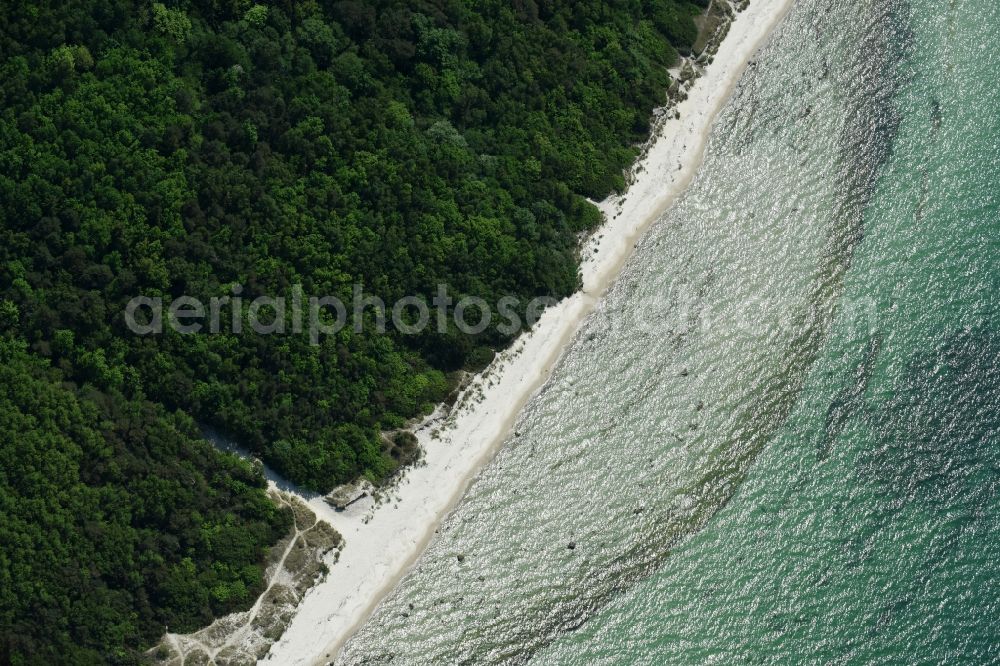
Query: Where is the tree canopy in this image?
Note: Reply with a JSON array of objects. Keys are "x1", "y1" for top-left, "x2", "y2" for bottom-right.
[
  {"x1": 1, "y1": 0, "x2": 703, "y2": 491},
  {"x1": 0, "y1": 338, "x2": 290, "y2": 663}
]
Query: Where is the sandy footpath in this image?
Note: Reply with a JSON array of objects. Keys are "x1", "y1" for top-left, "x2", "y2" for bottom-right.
[{"x1": 263, "y1": 1, "x2": 796, "y2": 663}]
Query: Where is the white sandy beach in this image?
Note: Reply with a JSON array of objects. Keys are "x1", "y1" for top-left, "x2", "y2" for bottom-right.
[{"x1": 263, "y1": 1, "x2": 796, "y2": 663}]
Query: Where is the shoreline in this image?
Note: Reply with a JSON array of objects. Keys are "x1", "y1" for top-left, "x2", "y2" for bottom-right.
[{"x1": 263, "y1": 1, "x2": 797, "y2": 663}]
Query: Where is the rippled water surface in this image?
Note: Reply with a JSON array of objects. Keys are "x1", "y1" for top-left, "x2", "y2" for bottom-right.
[{"x1": 340, "y1": 0, "x2": 1000, "y2": 662}]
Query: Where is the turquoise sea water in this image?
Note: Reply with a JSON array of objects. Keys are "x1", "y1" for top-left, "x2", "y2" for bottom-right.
[{"x1": 339, "y1": 0, "x2": 1000, "y2": 662}]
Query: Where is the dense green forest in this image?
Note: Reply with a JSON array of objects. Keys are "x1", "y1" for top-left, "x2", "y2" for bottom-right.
[
  {"x1": 0, "y1": 0, "x2": 705, "y2": 660},
  {"x1": 0, "y1": 337, "x2": 291, "y2": 663},
  {"x1": 1, "y1": 0, "x2": 704, "y2": 491}
]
